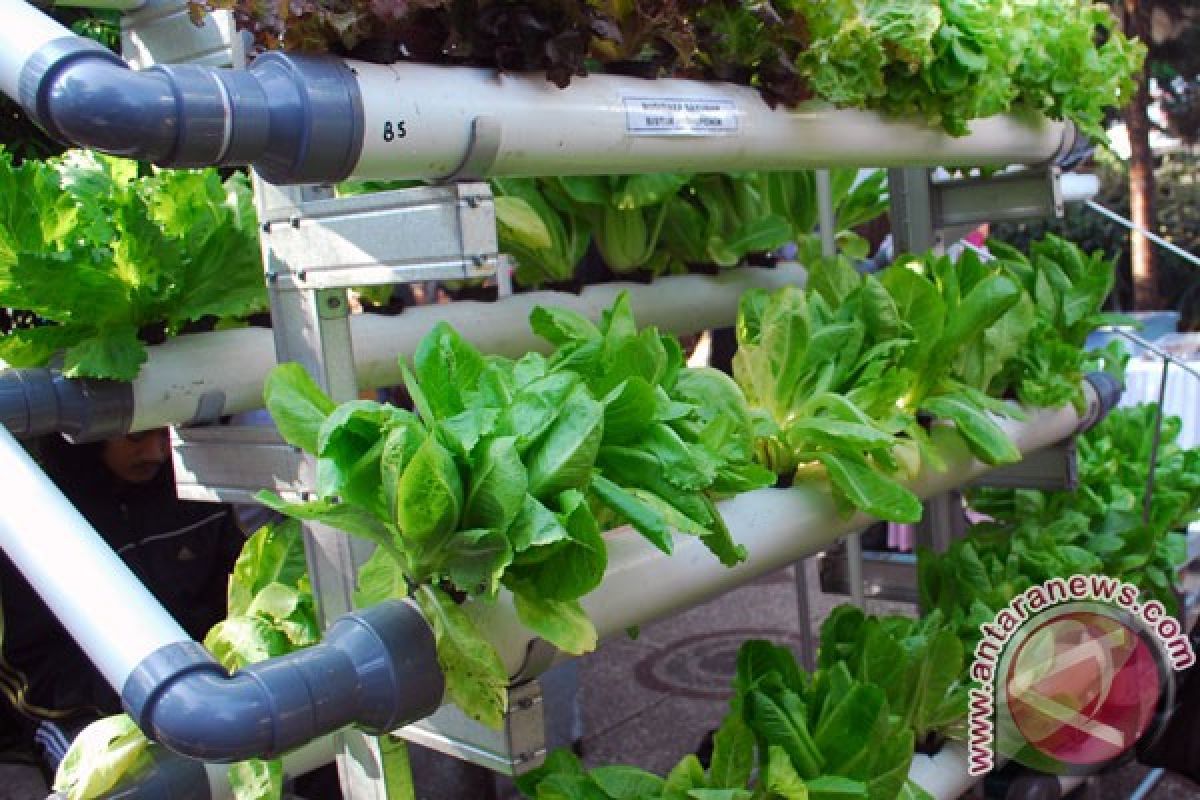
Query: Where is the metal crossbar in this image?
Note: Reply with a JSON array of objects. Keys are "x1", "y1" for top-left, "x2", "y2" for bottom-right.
[{"x1": 1086, "y1": 200, "x2": 1200, "y2": 271}]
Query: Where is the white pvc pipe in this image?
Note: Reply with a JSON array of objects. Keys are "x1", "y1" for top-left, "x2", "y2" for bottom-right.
[
  {"x1": 1087, "y1": 199, "x2": 1200, "y2": 270},
  {"x1": 0, "y1": 0, "x2": 76, "y2": 101},
  {"x1": 472, "y1": 392, "x2": 1094, "y2": 676},
  {"x1": 1061, "y1": 172, "x2": 1099, "y2": 206},
  {"x1": 907, "y1": 742, "x2": 976, "y2": 800},
  {"x1": 906, "y1": 743, "x2": 1083, "y2": 800},
  {"x1": 350, "y1": 62, "x2": 1071, "y2": 181},
  {"x1": 127, "y1": 264, "x2": 806, "y2": 431},
  {"x1": 0, "y1": 426, "x2": 192, "y2": 689}
]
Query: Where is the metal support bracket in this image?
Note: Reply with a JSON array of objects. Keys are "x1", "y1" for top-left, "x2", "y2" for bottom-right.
[
  {"x1": 887, "y1": 167, "x2": 938, "y2": 254},
  {"x1": 260, "y1": 183, "x2": 499, "y2": 289},
  {"x1": 170, "y1": 425, "x2": 313, "y2": 505},
  {"x1": 932, "y1": 167, "x2": 1064, "y2": 245},
  {"x1": 250, "y1": 180, "x2": 393, "y2": 800},
  {"x1": 888, "y1": 166, "x2": 1065, "y2": 255},
  {"x1": 915, "y1": 491, "x2": 968, "y2": 555},
  {"x1": 121, "y1": 1, "x2": 245, "y2": 69},
  {"x1": 818, "y1": 546, "x2": 920, "y2": 605},
  {"x1": 970, "y1": 440, "x2": 1079, "y2": 491},
  {"x1": 398, "y1": 681, "x2": 547, "y2": 776}
]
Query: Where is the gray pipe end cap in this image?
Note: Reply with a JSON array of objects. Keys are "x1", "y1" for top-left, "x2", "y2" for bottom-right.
[
  {"x1": 0, "y1": 368, "x2": 51, "y2": 438},
  {"x1": 1084, "y1": 371, "x2": 1124, "y2": 416}
]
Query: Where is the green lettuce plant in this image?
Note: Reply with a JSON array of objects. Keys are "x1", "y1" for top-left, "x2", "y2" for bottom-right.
[
  {"x1": 517, "y1": 636, "x2": 937, "y2": 800},
  {"x1": 258, "y1": 292, "x2": 771, "y2": 727},
  {"x1": 960, "y1": 404, "x2": 1200, "y2": 620},
  {"x1": 192, "y1": 0, "x2": 1142, "y2": 139},
  {"x1": 734, "y1": 232, "x2": 1121, "y2": 524},
  {"x1": 0, "y1": 149, "x2": 265, "y2": 380}
]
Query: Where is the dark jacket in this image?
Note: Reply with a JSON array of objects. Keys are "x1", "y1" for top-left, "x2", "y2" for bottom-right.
[{"x1": 0, "y1": 435, "x2": 244, "y2": 749}]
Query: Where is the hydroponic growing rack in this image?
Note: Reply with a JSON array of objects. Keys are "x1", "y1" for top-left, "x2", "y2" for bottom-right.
[{"x1": 0, "y1": 2, "x2": 1130, "y2": 799}]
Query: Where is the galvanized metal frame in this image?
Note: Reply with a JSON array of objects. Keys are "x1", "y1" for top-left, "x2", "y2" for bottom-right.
[
  {"x1": 256, "y1": 180, "x2": 395, "y2": 800},
  {"x1": 121, "y1": 1, "x2": 244, "y2": 70}
]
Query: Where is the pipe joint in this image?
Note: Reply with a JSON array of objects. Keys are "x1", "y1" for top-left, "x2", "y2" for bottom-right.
[
  {"x1": 244, "y1": 53, "x2": 364, "y2": 184},
  {"x1": 16, "y1": 31, "x2": 362, "y2": 181},
  {"x1": 1078, "y1": 370, "x2": 1123, "y2": 434},
  {"x1": 121, "y1": 601, "x2": 443, "y2": 762},
  {"x1": 20, "y1": 36, "x2": 180, "y2": 161},
  {"x1": 0, "y1": 367, "x2": 132, "y2": 441}
]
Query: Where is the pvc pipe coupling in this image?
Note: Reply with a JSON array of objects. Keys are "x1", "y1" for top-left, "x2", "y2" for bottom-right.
[
  {"x1": 17, "y1": 35, "x2": 362, "y2": 183},
  {"x1": 121, "y1": 600, "x2": 443, "y2": 762},
  {"x1": 1078, "y1": 371, "x2": 1124, "y2": 434},
  {"x1": 0, "y1": 367, "x2": 131, "y2": 441}
]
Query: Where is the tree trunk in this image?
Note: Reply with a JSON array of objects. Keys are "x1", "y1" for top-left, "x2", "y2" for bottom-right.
[{"x1": 1123, "y1": 0, "x2": 1162, "y2": 310}]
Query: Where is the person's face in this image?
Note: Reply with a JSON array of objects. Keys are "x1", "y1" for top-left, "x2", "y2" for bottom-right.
[{"x1": 101, "y1": 429, "x2": 170, "y2": 484}]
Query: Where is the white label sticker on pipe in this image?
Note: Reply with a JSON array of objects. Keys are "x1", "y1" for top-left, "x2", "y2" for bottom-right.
[{"x1": 622, "y1": 96, "x2": 738, "y2": 136}]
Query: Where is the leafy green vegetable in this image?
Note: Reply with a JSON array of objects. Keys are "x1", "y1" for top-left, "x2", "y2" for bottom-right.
[
  {"x1": 229, "y1": 758, "x2": 284, "y2": 800},
  {"x1": 816, "y1": 452, "x2": 923, "y2": 524},
  {"x1": 259, "y1": 292, "x2": 768, "y2": 725},
  {"x1": 734, "y1": 232, "x2": 1118, "y2": 522},
  {"x1": 415, "y1": 584, "x2": 510, "y2": 729},
  {"x1": 196, "y1": 1, "x2": 1140, "y2": 139},
  {"x1": 0, "y1": 149, "x2": 265, "y2": 379},
  {"x1": 818, "y1": 606, "x2": 966, "y2": 742},
  {"x1": 53, "y1": 715, "x2": 153, "y2": 800},
  {"x1": 518, "y1": 637, "x2": 924, "y2": 800},
  {"x1": 493, "y1": 167, "x2": 888, "y2": 284},
  {"x1": 395, "y1": 435, "x2": 464, "y2": 545},
  {"x1": 986, "y1": 234, "x2": 1121, "y2": 411},
  {"x1": 526, "y1": 384, "x2": 605, "y2": 499},
  {"x1": 953, "y1": 404, "x2": 1200, "y2": 623},
  {"x1": 511, "y1": 593, "x2": 597, "y2": 655}
]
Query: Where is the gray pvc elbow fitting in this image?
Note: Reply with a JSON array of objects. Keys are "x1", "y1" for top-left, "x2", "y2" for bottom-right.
[
  {"x1": 18, "y1": 37, "x2": 363, "y2": 183},
  {"x1": 0, "y1": 367, "x2": 132, "y2": 441},
  {"x1": 1078, "y1": 370, "x2": 1123, "y2": 434},
  {"x1": 122, "y1": 600, "x2": 443, "y2": 762}
]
